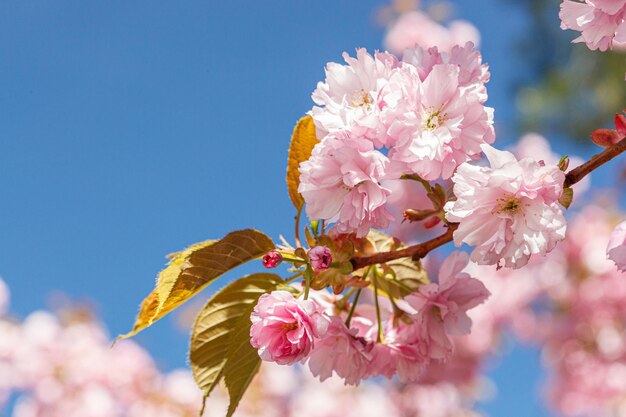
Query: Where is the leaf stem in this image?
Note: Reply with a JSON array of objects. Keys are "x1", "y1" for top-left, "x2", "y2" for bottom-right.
[
  {"x1": 303, "y1": 265, "x2": 312, "y2": 300},
  {"x1": 284, "y1": 273, "x2": 303, "y2": 283},
  {"x1": 345, "y1": 288, "x2": 362, "y2": 328},
  {"x1": 372, "y1": 268, "x2": 384, "y2": 343},
  {"x1": 294, "y1": 205, "x2": 303, "y2": 248},
  {"x1": 401, "y1": 173, "x2": 433, "y2": 193}
]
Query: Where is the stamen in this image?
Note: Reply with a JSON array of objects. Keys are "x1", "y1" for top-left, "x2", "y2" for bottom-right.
[
  {"x1": 351, "y1": 88, "x2": 373, "y2": 107},
  {"x1": 493, "y1": 194, "x2": 522, "y2": 215},
  {"x1": 423, "y1": 104, "x2": 448, "y2": 131},
  {"x1": 282, "y1": 322, "x2": 298, "y2": 331}
]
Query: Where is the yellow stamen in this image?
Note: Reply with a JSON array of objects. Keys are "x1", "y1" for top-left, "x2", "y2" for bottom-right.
[
  {"x1": 494, "y1": 194, "x2": 522, "y2": 215},
  {"x1": 423, "y1": 104, "x2": 447, "y2": 131}
]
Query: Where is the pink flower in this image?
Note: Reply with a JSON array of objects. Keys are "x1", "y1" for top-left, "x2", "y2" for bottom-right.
[
  {"x1": 307, "y1": 317, "x2": 373, "y2": 385},
  {"x1": 559, "y1": 0, "x2": 626, "y2": 51},
  {"x1": 262, "y1": 250, "x2": 283, "y2": 268},
  {"x1": 298, "y1": 134, "x2": 393, "y2": 237},
  {"x1": 308, "y1": 246, "x2": 333, "y2": 271},
  {"x1": 250, "y1": 291, "x2": 329, "y2": 365},
  {"x1": 607, "y1": 220, "x2": 626, "y2": 272},
  {"x1": 514, "y1": 132, "x2": 590, "y2": 194},
  {"x1": 384, "y1": 11, "x2": 481, "y2": 56},
  {"x1": 381, "y1": 61, "x2": 494, "y2": 180},
  {"x1": 369, "y1": 322, "x2": 425, "y2": 383},
  {"x1": 401, "y1": 252, "x2": 490, "y2": 360},
  {"x1": 445, "y1": 144, "x2": 567, "y2": 269},
  {"x1": 310, "y1": 48, "x2": 399, "y2": 147},
  {"x1": 401, "y1": 42, "x2": 491, "y2": 102}
]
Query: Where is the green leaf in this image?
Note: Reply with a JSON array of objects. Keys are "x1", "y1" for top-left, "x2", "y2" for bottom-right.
[
  {"x1": 190, "y1": 273, "x2": 284, "y2": 417},
  {"x1": 120, "y1": 229, "x2": 275, "y2": 338},
  {"x1": 365, "y1": 230, "x2": 429, "y2": 298},
  {"x1": 286, "y1": 116, "x2": 319, "y2": 210},
  {"x1": 559, "y1": 187, "x2": 574, "y2": 209}
]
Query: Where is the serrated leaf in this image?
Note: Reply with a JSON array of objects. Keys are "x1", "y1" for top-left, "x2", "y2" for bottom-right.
[
  {"x1": 365, "y1": 230, "x2": 429, "y2": 298},
  {"x1": 286, "y1": 115, "x2": 319, "y2": 210},
  {"x1": 121, "y1": 229, "x2": 275, "y2": 338},
  {"x1": 190, "y1": 273, "x2": 284, "y2": 417}
]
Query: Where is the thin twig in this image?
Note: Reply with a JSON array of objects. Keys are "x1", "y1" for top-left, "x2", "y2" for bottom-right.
[{"x1": 564, "y1": 137, "x2": 626, "y2": 188}]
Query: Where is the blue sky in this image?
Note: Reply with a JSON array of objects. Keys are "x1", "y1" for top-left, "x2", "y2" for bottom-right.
[{"x1": 1, "y1": 1, "x2": 619, "y2": 416}]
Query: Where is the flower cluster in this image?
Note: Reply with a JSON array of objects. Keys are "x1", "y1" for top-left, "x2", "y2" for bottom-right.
[
  {"x1": 0, "y1": 283, "x2": 207, "y2": 417},
  {"x1": 0, "y1": 277, "x2": 486, "y2": 417},
  {"x1": 299, "y1": 44, "x2": 494, "y2": 237},
  {"x1": 250, "y1": 251, "x2": 490, "y2": 385},
  {"x1": 560, "y1": 0, "x2": 626, "y2": 51}
]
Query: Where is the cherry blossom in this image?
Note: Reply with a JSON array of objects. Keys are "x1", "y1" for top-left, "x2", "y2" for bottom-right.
[
  {"x1": 559, "y1": 0, "x2": 626, "y2": 51},
  {"x1": 384, "y1": 10, "x2": 481, "y2": 56},
  {"x1": 307, "y1": 317, "x2": 374, "y2": 385},
  {"x1": 310, "y1": 48, "x2": 399, "y2": 147},
  {"x1": 445, "y1": 144, "x2": 567, "y2": 269},
  {"x1": 299, "y1": 134, "x2": 393, "y2": 237},
  {"x1": 250, "y1": 291, "x2": 329, "y2": 365},
  {"x1": 401, "y1": 252, "x2": 490, "y2": 360}
]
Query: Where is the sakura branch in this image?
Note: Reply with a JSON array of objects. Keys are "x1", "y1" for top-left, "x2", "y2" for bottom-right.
[
  {"x1": 351, "y1": 137, "x2": 626, "y2": 271},
  {"x1": 564, "y1": 137, "x2": 626, "y2": 188},
  {"x1": 350, "y1": 223, "x2": 458, "y2": 270},
  {"x1": 122, "y1": 4, "x2": 626, "y2": 416}
]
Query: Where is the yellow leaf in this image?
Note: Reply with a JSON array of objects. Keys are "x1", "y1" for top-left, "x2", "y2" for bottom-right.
[
  {"x1": 286, "y1": 115, "x2": 319, "y2": 210},
  {"x1": 120, "y1": 229, "x2": 275, "y2": 338},
  {"x1": 190, "y1": 273, "x2": 284, "y2": 417}
]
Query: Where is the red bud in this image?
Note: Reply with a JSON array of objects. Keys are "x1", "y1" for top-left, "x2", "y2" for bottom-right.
[
  {"x1": 262, "y1": 250, "x2": 283, "y2": 268},
  {"x1": 591, "y1": 128, "x2": 620, "y2": 147},
  {"x1": 423, "y1": 216, "x2": 442, "y2": 229},
  {"x1": 614, "y1": 113, "x2": 626, "y2": 137}
]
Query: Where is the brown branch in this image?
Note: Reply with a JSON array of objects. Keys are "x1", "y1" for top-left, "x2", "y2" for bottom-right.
[
  {"x1": 350, "y1": 138, "x2": 626, "y2": 270},
  {"x1": 351, "y1": 224, "x2": 458, "y2": 270},
  {"x1": 564, "y1": 137, "x2": 626, "y2": 188}
]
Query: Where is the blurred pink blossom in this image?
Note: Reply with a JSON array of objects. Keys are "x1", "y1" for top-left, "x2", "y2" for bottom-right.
[
  {"x1": 384, "y1": 11, "x2": 481, "y2": 56},
  {"x1": 607, "y1": 220, "x2": 626, "y2": 272},
  {"x1": 560, "y1": 0, "x2": 626, "y2": 51}
]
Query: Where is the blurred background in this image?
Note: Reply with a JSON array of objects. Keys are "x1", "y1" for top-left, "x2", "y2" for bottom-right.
[{"x1": 1, "y1": 0, "x2": 625, "y2": 416}]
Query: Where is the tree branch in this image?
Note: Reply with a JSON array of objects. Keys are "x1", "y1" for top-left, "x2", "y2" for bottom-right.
[
  {"x1": 351, "y1": 224, "x2": 458, "y2": 270},
  {"x1": 351, "y1": 138, "x2": 626, "y2": 270},
  {"x1": 564, "y1": 137, "x2": 626, "y2": 188}
]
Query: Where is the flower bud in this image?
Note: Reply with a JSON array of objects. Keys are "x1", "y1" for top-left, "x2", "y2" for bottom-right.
[
  {"x1": 557, "y1": 155, "x2": 570, "y2": 172},
  {"x1": 423, "y1": 216, "x2": 442, "y2": 229},
  {"x1": 308, "y1": 246, "x2": 332, "y2": 271},
  {"x1": 262, "y1": 250, "x2": 283, "y2": 268},
  {"x1": 591, "y1": 128, "x2": 620, "y2": 147},
  {"x1": 615, "y1": 113, "x2": 626, "y2": 137}
]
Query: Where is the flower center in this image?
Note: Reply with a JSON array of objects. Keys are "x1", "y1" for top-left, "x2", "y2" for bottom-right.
[
  {"x1": 494, "y1": 194, "x2": 522, "y2": 215},
  {"x1": 351, "y1": 88, "x2": 373, "y2": 108},
  {"x1": 282, "y1": 322, "x2": 298, "y2": 331},
  {"x1": 423, "y1": 105, "x2": 447, "y2": 131}
]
